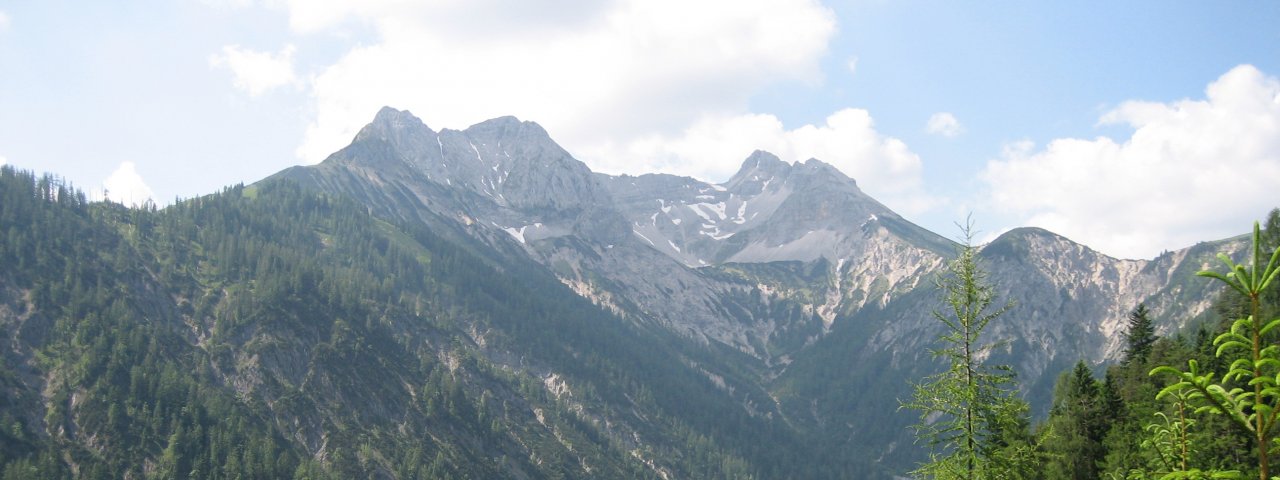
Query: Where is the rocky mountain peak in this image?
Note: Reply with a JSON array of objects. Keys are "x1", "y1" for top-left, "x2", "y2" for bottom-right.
[
  {"x1": 722, "y1": 150, "x2": 794, "y2": 196},
  {"x1": 322, "y1": 108, "x2": 632, "y2": 245},
  {"x1": 464, "y1": 115, "x2": 547, "y2": 140},
  {"x1": 356, "y1": 107, "x2": 434, "y2": 143},
  {"x1": 983, "y1": 227, "x2": 1080, "y2": 260},
  {"x1": 728, "y1": 150, "x2": 789, "y2": 177},
  {"x1": 794, "y1": 158, "x2": 855, "y2": 186}
]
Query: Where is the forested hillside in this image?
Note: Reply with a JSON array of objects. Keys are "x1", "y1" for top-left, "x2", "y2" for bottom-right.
[
  {"x1": 894, "y1": 212, "x2": 1280, "y2": 479},
  {"x1": 0, "y1": 166, "x2": 853, "y2": 479},
  {"x1": 1029, "y1": 213, "x2": 1280, "y2": 480},
  {"x1": 2, "y1": 162, "x2": 1274, "y2": 479}
]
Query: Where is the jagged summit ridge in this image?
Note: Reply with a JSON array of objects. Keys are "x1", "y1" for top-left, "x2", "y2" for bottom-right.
[
  {"x1": 285, "y1": 107, "x2": 632, "y2": 246},
  {"x1": 724, "y1": 150, "x2": 791, "y2": 191},
  {"x1": 293, "y1": 107, "x2": 1239, "y2": 350},
  {"x1": 602, "y1": 147, "x2": 926, "y2": 266}
]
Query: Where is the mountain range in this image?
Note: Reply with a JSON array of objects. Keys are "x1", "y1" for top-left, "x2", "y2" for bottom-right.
[
  {"x1": 0, "y1": 107, "x2": 1245, "y2": 478},
  {"x1": 272, "y1": 107, "x2": 1244, "y2": 470}
]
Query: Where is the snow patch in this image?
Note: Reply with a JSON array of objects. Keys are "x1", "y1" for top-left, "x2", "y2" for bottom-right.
[
  {"x1": 703, "y1": 229, "x2": 734, "y2": 240},
  {"x1": 689, "y1": 202, "x2": 727, "y2": 222},
  {"x1": 502, "y1": 223, "x2": 544, "y2": 244},
  {"x1": 634, "y1": 230, "x2": 656, "y2": 246},
  {"x1": 503, "y1": 226, "x2": 528, "y2": 244}
]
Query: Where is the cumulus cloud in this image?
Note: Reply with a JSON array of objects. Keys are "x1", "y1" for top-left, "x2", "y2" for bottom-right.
[
  {"x1": 982, "y1": 65, "x2": 1280, "y2": 259},
  {"x1": 926, "y1": 112, "x2": 963, "y2": 137},
  {"x1": 93, "y1": 162, "x2": 156, "y2": 207},
  {"x1": 209, "y1": 44, "x2": 299, "y2": 96},
  {"x1": 581, "y1": 109, "x2": 937, "y2": 215},
  {"x1": 275, "y1": 0, "x2": 837, "y2": 165}
]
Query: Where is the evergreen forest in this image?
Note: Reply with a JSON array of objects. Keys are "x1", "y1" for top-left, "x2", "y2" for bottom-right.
[
  {"x1": 0, "y1": 167, "x2": 828, "y2": 479},
  {"x1": 905, "y1": 210, "x2": 1280, "y2": 479}
]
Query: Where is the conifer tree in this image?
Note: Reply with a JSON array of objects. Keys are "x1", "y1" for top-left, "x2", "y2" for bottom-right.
[
  {"x1": 1124, "y1": 303, "x2": 1157, "y2": 365},
  {"x1": 904, "y1": 220, "x2": 1033, "y2": 479},
  {"x1": 1043, "y1": 361, "x2": 1107, "y2": 480},
  {"x1": 1152, "y1": 221, "x2": 1280, "y2": 480}
]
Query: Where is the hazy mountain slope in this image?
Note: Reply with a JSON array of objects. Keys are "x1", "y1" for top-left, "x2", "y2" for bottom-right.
[
  {"x1": 767, "y1": 225, "x2": 1244, "y2": 471},
  {"x1": 0, "y1": 168, "x2": 852, "y2": 479},
  {"x1": 274, "y1": 111, "x2": 814, "y2": 359}
]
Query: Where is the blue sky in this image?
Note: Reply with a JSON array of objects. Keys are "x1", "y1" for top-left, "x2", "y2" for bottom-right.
[{"x1": 1, "y1": 1, "x2": 1277, "y2": 259}]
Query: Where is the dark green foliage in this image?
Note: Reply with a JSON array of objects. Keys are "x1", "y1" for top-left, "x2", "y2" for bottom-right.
[
  {"x1": 1042, "y1": 361, "x2": 1107, "y2": 480},
  {"x1": 1032, "y1": 215, "x2": 1280, "y2": 480},
  {"x1": 1125, "y1": 303, "x2": 1157, "y2": 365},
  {"x1": 1150, "y1": 221, "x2": 1280, "y2": 480},
  {"x1": 0, "y1": 168, "x2": 297, "y2": 479}
]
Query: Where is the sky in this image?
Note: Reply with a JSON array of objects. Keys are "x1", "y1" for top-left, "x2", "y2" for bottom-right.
[{"x1": 1, "y1": 1, "x2": 1277, "y2": 260}]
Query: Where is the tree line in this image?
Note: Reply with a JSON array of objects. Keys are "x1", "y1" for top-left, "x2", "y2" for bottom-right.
[{"x1": 906, "y1": 210, "x2": 1280, "y2": 479}]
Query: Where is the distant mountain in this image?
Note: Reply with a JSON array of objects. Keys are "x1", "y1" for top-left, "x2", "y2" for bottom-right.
[
  {"x1": 0, "y1": 107, "x2": 1247, "y2": 478},
  {"x1": 602, "y1": 149, "x2": 952, "y2": 266}
]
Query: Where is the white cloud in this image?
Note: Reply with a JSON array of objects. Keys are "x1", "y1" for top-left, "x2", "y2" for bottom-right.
[
  {"x1": 276, "y1": 0, "x2": 837, "y2": 164},
  {"x1": 248, "y1": 1, "x2": 933, "y2": 216},
  {"x1": 200, "y1": 0, "x2": 255, "y2": 9},
  {"x1": 209, "y1": 44, "x2": 299, "y2": 96},
  {"x1": 581, "y1": 108, "x2": 938, "y2": 215},
  {"x1": 0, "y1": 10, "x2": 10, "y2": 31},
  {"x1": 0, "y1": 155, "x2": 7, "y2": 166},
  {"x1": 846, "y1": 56, "x2": 859, "y2": 77},
  {"x1": 982, "y1": 64, "x2": 1280, "y2": 259},
  {"x1": 925, "y1": 112, "x2": 963, "y2": 137},
  {"x1": 93, "y1": 162, "x2": 156, "y2": 207}
]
